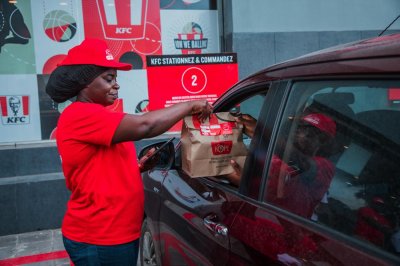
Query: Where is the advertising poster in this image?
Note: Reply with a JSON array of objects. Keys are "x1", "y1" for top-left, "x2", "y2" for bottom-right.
[
  {"x1": 160, "y1": 0, "x2": 217, "y2": 10},
  {"x1": 0, "y1": 0, "x2": 221, "y2": 142},
  {"x1": 146, "y1": 53, "x2": 237, "y2": 131},
  {"x1": 160, "y1": 9, "x2": 219, "y2": 55},
  {"x1": 117, "y1": 70, "x2": 150, "y2": 114},
  {"x1": 31, "y1": 0, "x2": 84, "y2": 74},
  {"x1": 0, "y1": 75, "x2": 41, "y2": 142},
  {"x1": 0, "y1": 0, "x2": 35, "y2": 74},
  {"x1": 81, "y1": 0, "x2": 163, "y2": 70}
]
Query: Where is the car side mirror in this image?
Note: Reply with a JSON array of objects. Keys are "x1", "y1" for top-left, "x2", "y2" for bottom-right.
[{"x1": 138, "y1": 140, "x2": 175, "y2": 170}]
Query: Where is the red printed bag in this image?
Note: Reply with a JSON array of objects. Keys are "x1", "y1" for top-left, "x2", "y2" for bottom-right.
[{"x1": 181, "y1": 112, "x2": 248, "y2": 177}]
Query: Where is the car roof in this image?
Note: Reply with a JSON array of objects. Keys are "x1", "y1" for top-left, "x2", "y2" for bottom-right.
[
  {"x1": 217, "y1": 33, "x2": 400, "y2": 103},
  {"x1": 266, "y1": 33, "x2": 400, "y2": 73}
]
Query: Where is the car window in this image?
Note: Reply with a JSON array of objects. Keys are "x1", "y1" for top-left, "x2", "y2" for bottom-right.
[
  {"x1": 228, "y1": 93, "x2": 265, "y2": 147},
  {"x1": 262, "y1": 80, "x2": 400, "y2": 256}
]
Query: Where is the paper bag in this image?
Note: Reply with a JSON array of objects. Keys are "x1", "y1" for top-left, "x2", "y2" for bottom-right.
[{"x1": 181, "y1": 112, "x2": 248, "y2": 177}]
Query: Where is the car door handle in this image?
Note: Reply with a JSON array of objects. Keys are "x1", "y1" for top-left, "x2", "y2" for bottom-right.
[{"x1": 203, "y1": 215, "x2": 228, "y2": 236}]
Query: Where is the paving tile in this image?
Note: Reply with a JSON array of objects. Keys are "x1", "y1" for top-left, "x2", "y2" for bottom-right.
[
  {"x1": 0, "y1": 246, "x2": 17, "y2": 259},
  {"x1": 0, "y1": 234, "x2": 17, "y2": 248},
  {"x1": 24, "y1": 261, "x2": 55, "y2": 266},
  {"x1": 52, "y1": 239, "x2": 65, "y2": 251},
  {"x1": 18, "y1": 230, "x2": 52, "y2": 244},
  {"x1": 15, "y1": 240, "x2": 53, "y2": 257},
  {"x1": 54, "y1": 258, "x2": 71, "y2": 266}
]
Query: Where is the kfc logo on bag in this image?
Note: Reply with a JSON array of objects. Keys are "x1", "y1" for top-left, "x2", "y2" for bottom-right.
[
  {"x1": 0, "y1": 96, "x2": 30, "y2": 125},
  {"x1": 211, "y1": 141, "x2": 232, "y2": 155},
  {"x1": 220, "y1": 122, "x2": 234, "y2": 135},
  {"x1": 96, "y1": 0, "x2": 148, "y2": 40}
]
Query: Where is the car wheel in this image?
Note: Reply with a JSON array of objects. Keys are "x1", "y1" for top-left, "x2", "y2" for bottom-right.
[{"x1": 140, "y1": 218, "x2": 159, "y2": 266}]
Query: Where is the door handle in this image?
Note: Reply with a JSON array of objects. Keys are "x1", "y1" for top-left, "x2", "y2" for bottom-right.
[{"x1": 203, "y1": 214, "x2": 228, "y2": 236}]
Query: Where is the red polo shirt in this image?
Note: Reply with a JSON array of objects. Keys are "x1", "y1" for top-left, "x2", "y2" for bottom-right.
[
  {"x1": 266, "y1": 155, "x2": 334, "y2": 218},
  {"x1": 56, "y1": 102, "x2": 144, "y2": 245}
]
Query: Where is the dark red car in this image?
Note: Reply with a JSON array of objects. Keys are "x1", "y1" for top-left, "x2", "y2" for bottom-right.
[{"x1": 139, "y1": 34, "x2": 400, "y2": 265}]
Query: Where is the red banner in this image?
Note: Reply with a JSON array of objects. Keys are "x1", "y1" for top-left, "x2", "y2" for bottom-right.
[{"x1": 146, "y1": 53, "x2": 238, "y2": 131}]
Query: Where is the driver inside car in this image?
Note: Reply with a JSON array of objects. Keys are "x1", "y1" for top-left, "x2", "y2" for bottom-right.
[{"x1": 227, "y1": 112, "x2": 336, "y2": 219}]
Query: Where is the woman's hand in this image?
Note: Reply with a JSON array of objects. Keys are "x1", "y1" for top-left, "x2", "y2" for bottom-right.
[{"x1": 190, "y1": 100, "x2": 213, "y2": 121}]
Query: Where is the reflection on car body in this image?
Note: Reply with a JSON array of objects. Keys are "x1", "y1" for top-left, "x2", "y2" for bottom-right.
[{"x1": 139, "y1": 34, "x2": 400, "y2": 265}]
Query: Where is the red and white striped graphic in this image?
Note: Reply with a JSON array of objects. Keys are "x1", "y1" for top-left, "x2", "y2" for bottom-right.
[
  {"x1": 177, "y1": 33, "x2": 204, "y2": 54},
  {"x1": 96, "y1": 0, "x2": 148, "y2": 40}
]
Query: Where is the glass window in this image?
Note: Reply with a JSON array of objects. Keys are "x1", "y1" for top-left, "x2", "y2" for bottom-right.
[
  {"x1": 263, "y1": 80, "x2": 400, "y2": 255},
  {"x1": 228, "y1": 93, "x2": 266, "y2": 147}
]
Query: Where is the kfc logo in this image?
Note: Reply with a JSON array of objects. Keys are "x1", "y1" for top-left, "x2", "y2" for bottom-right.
[
  {"x1": 211, "y1": 141, "x2": 232, "y2": 155},
  {"x1": 0, "y1": 95, "x2": 30, "y2": 125},
  {"x1": 220, "y1": 122, "x2": 234, "y2": 135},
  {"x1": 116, "y1": 27, "x2": 133, "y2": 34},
  {"x1": 105, "y1": 49, "x2": 114, "y2": 60}
]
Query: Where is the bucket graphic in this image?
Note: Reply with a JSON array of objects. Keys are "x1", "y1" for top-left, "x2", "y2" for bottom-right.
[
  {"x1": 174, "y1": 22, "x2": 207, "y2": 54},
  {"x1": 96, "y1": 0, "x2": 148, "y2": 40}
]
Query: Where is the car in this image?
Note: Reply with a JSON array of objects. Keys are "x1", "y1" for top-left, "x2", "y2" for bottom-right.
[{"x1": 138, "y1": 33, "x2": 400, "y2": 265}]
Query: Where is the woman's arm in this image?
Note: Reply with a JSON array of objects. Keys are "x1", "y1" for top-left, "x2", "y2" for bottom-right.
[{"x1": 112, "y1": 100, "x2": 212, "y2": 143}]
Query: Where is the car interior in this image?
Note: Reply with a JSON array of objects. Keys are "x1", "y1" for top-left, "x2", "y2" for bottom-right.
[{"x1": 274, "y1": 81, "x2": 400, "y2": 255}]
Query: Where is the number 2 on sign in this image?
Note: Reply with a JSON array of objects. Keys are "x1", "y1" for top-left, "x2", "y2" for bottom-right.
[{"x1": 192, "y1": 75, "x2": 198, "y2": 86}]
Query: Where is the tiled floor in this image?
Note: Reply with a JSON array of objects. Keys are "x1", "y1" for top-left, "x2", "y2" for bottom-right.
[
  {"x1": 0, "y1": 229, "x2": 70, "y2": 266},
  {"x1": 0, "y1": 229, "x2": 141, "y2": 266}
]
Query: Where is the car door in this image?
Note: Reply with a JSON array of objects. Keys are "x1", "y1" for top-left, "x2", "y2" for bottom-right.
[
  {"x1": 228, "y1": 79, "x2": 400, "y2": 265},
  {"x1": 153, "y1": 83, "x2": 271, "y2": 265}
]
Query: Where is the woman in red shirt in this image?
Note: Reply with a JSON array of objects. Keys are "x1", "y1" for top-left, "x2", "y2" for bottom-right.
[{"x1": 45, "y1": 39, "x2": 212, "y2": 265}]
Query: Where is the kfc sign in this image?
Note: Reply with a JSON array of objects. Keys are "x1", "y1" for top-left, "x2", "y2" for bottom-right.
[
  {"x1": 211, "y1": 141, "x2": 232, "y2": 155},
  {"x1": 0, "y1": 95, "x2": 30, "y2": 125}
]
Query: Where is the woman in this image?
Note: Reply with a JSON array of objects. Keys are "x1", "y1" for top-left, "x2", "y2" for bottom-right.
[{"x1": 45, "y1": 38, "x2": 212, "y2": 265}]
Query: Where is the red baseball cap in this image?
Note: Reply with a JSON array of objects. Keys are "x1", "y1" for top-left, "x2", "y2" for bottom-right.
[
  {"x1": 301, "y1": 113, "x2": 336, "y2": 137},
  {"x1": 58, "y1": 39, "x2": 132, "y2": 70}
]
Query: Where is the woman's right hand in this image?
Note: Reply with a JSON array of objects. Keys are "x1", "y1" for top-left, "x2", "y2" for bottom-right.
[{"x1": 190, "y1": 100, "x2": 213, "y2": 121}]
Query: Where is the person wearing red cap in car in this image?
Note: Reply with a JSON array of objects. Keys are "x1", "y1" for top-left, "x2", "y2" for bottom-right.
[
  {"x1": 45, "y1": 39, "x2": 212, "y2": 265},
  {"x1": 270, "y1": 113, "x2": 336, "y2": 218},
  {"x1": 225, "y1": 113, "x2": 336, "y2": 262},
  {"x1": 228, "y1": 113, "x2": 336, "y2": 219}
]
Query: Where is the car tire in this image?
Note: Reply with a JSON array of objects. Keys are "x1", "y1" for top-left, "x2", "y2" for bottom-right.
[{"x1": 140, "y1": 218, "x2": 159, "y2": 266}]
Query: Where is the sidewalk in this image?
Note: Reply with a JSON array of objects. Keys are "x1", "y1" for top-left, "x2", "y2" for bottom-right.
[{"x1": 0, "y1": 229, "x2": 70, "y2": 266}]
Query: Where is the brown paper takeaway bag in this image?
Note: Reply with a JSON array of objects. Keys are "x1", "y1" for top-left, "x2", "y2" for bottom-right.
[{"x1": 181, "y1": 112, "x2": 248, "y2": 178}]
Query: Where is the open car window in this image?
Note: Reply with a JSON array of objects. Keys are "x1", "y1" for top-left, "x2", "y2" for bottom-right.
[{"x1": 228, "y1": 93, "x2": 266, "y2": 146}]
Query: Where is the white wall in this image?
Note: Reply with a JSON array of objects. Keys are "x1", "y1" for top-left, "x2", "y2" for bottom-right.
[{"x1": 232, "y1": 0, "x2": 400, "y2": 32}]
